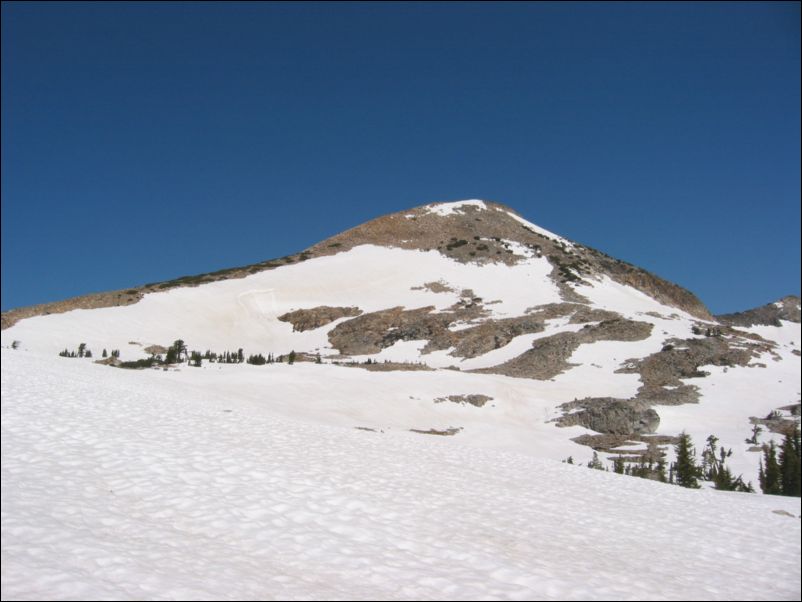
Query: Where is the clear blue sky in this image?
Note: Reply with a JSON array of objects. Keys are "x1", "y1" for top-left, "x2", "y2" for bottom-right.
[{"x1": 2, "y1": 2, "x2": 800, "y2": 314}]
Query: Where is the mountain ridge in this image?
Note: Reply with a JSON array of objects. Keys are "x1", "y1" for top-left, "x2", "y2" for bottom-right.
[{"x1": 2, "y1": 199, "x2": 762, "y2": 329}]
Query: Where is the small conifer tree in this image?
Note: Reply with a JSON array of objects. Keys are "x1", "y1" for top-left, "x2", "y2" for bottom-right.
[
  {"x1": 760, "y1": 441, "x2": 782, "y2": 495},
  {"x1": 674, "y1": 431, "x2": 700, "y2": 489},
  {"x1": 779, "y1": 426, "x2": 801, "y2": 497}
]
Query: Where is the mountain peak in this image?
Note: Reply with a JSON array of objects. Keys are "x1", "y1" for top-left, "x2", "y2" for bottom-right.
[
  {"x1": 421, "y1": 199, "x2": 493, "y2": 215},
  {"x1": 0, "y1": 199, "x2": 714, "y2": 328},
  {"x1": 305, "y1": 200, "x2": 712, "y2": 320},
  {"x1": 308, "y1": 198, "x2": 567, "y2": 260}
]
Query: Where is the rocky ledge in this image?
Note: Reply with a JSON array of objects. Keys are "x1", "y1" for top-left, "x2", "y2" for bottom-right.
[
  {"x1": 472, "y1": 319, "x2": 653, "y2": 380},
  {"x1": 278, "y1": 306, "x2": 363, "y2": 332}
]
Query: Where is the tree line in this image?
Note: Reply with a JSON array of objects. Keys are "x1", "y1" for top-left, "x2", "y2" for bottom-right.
[
  {"x1": 568, "y1": 428, "x2": 800, "y2": 497},
  {"x1": 59, "y1": 339, "x2": 322, "y2": 369}
]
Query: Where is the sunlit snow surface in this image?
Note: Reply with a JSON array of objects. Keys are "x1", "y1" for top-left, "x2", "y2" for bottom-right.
[
  {"x1": 2, "y1": 228, "x2": 801, "y2": 599},
  {"x1": 2, "y1": 351, "x2": 800, "y2": 601},
  {"x1": 1, "y1": 244, "x2": 800, "y2": 481}
]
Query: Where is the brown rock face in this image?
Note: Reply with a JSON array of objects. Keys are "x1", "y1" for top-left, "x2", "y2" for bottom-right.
[
  {"x1": 325, "y1": 301, "x2": 548, "y2": 359},
  {"x1": 278, "y1": 306, "x2": 363, "y2": 332},
  {"x1": 717, "y1": 295, "x2": 801, "y2": 327},
  {"x1": 617, "y1": 331, "x2": 772, "y2": 405},
  {"x1": 472, "y1": 319, "x2": 654, "y2": 380}
]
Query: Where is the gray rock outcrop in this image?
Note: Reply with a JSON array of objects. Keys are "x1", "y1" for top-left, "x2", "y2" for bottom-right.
[{"x1": 556, "y1": 398, "x2": 661, "y2": 435}]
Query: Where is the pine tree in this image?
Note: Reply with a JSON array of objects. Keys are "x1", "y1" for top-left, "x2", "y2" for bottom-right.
[
  {"x1": 761, "y1": 441, "x2": 782, "y2": 495},
  {"x1": 78, "y1": 343, "x2": 86, "y2": 358},
  {"x1": 779, "y1": 426, "x2": 801, "y2": 497},
  {"x1": 166, "y1": 347, "x2": 177, "y2": 364},
  {"x1": 713, "y1": 464, "x2": 734, "y2": 490},
  {"x1": 288, "y1": 350, "x2": 296, "y2": 365},
  {"x1": 613, "y1": 456, "x2": 625, "y2": 474},
  {"x1": 674, "y1": 431, "x2": 700, "y2": 488},
  {"x1": 176, "y1": 340, "x2": 187, "y2": 362},
  {"x1": 247, "y1": 353, "x2": 267, "y2": 366},
  {"x1": 102, "y1": 349, "x2": 108, "y2": 358},
  {"x1": 165, "y1": 340, "x2": 187, "y2": 364},
  {"x1": 745, "y1": 424, "x2": 762, "y2": 445},
  {"x1": 758, "y1": 459, "x2": 766, "y2": 492},
  {"x1": 702, "y1": 435, "x2": 719, "y2": 481},
  {"x1": 656, "y1": 456, "x2": 668, "y2": 483}
]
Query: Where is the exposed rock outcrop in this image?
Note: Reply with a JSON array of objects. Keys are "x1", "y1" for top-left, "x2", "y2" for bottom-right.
[
  {"x1": 556, "y1": 397, "x2": 660, "y2": 435},
  {"x1": 524, "y1": 302, "x2": 620, "y2": 324},
  {"x1": 279, "y1": 306, "x2": 363, "y2": 332},
  {"x1": 473, "y1": 319, "x2": 653, "y2": 380},
  {"x1": 326, "y1": 303, "x2": 547, "y2": 359},
  {"x1": 427, "y1": 315, "x2": 547, "y2": 359},
  {"x1": 717, "y1": 295, "x2": 801, "y2": 327},
  {"x1": 434, "y1": 394, "x2": 493, "y2": 407},
  {"x1": 327, "y1": 306, "x2": 455, "y2": 356},
  {"x1": 617, "y1": 334, "x2": 769, "y2": 405}
]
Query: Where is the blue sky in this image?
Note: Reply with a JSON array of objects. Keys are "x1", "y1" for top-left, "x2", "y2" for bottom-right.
[{"x1": 2, "y1": 2, "x2": 800, "y2": 314}]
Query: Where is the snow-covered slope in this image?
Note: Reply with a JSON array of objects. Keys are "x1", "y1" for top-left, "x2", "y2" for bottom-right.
[
  {"x1": 2, "y1": 201, "x2": 799, "y2": 480},
  {"x1": 2, "y1": 199, "x2": 800, "y2": 599},
  {"x1": 2, "y1": 351, "x2": 799, "y2": 601}
]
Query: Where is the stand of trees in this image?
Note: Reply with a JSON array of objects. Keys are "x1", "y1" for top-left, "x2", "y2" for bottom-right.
[
  {"x1": 759, "y1": 426, "x2": 801, "y2": 497},
  {"x1": 574, "y1": 430, "x2": 767, "y2": 494},
  {"x1": 59, "y1": 343, "x2": 93, "y2": 358},
  {"x1": 600, "y1": 427, "x2": 801, "y2": 496},
  {"x1": 64, "y1": 337, "x2": 313, "y2": 371}
]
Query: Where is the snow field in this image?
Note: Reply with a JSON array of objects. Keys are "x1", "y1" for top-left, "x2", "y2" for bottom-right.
[
  {"x1": 1, "y1": 246, "x2": 561, "y2": 361},
  {"x1": 2, "y1": 351, "x2": 800, "y2": 601}
]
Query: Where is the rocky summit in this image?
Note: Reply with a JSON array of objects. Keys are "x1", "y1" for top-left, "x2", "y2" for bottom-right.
[{"x1": 2, "y1": 199, "x2": 799, "y2": 483}]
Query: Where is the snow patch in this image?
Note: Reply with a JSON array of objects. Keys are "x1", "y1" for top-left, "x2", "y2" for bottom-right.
[
  {"x1": 2, "y1": 351, "x2": 799, "y2": 601},
  {"x1": 424, "y1": 199, "x2": 488, "y2": 216}
]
